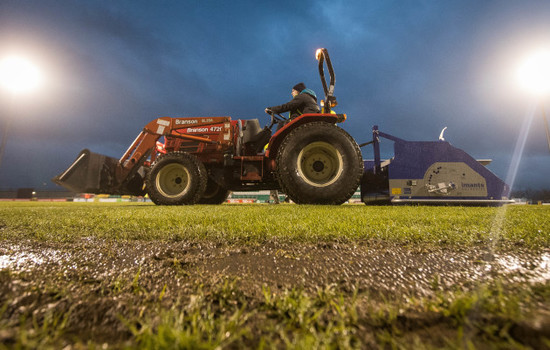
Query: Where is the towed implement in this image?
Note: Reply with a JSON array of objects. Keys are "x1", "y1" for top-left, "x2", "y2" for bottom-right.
[
  {"x1": 53, "y1": 49, "x2": 512, "y2": 205},
  {"x1": 361, "y1": 126, "x2": 512, "y2": 205}
]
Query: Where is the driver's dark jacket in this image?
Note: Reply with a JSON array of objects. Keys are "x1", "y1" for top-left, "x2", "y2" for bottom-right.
[{"x1": 268, "y1": 88, "x2": 320, "y2": 119}]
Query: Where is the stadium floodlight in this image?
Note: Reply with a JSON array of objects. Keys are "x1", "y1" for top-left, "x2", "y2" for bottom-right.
[
  {"x1": 0, "y1": 55, "x2": 42, "y2": 95},
  {"x1": 0, "y1": 55, "x2": 43, "y2": 169},
  {"x1": 516, "y1": 49, "x2": 550, "y2": 98},
  {"x1": 516, "y1": 48, "x2": 550, "y2": 152}
]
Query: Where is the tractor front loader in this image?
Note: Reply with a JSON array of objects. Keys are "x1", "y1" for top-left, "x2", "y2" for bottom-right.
[{"x1": 53, "y1": 48, "x2": 364, "y2": 205}]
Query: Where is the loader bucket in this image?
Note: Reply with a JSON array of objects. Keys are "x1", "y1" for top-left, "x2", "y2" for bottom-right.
[{"x1": 52, "y1": 149, "x2": 121, "y2": 194}]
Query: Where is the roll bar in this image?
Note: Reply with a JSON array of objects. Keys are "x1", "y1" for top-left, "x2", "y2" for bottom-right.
[{"x1": 315, "y1": 48, "x2": 337, "y2": 113}]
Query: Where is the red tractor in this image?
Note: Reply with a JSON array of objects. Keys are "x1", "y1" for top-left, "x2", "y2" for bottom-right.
[{"x1": 53, "y1": 49, "x2": 364, "y2": 205}]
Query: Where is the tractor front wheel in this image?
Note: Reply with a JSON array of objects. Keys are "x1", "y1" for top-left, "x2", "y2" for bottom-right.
[
  {"x1": 146, "y1": 152, "x2": 207, "y2": 205},
  {"x1": 276, "y1": 122, "x2": 363, "y2": 204}
]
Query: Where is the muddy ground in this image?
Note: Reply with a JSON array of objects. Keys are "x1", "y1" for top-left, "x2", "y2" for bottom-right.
[{"x1": 1, "y1": 238, "x2": 549, "y2": 348}]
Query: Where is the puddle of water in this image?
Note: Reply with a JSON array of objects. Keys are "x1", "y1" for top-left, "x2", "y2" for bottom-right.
[
  {"x1": 1, "y1": 241, "x2": 549, "y2": 290},
  {"x1": 0, "y1": 244, "x2": 67, "y2": 271},
  {"x1": 0, "y1": 251, "x2": 45, "y2": 270},
  {"x1": 496, "y1": 253, "x2": 550, "y2": 283}
]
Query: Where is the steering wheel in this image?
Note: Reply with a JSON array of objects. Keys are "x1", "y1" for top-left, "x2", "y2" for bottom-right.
[
  {"x1": 272, "y1": 112, "x2": 286, "y2": 123},
  {"x1": 266, "y1": 110, "x2": 287, "y2": 129}
]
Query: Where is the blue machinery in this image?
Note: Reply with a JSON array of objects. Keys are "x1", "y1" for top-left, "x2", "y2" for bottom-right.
[{"x1": 361, "y1": 126, "x2": 513, "y2": 205}]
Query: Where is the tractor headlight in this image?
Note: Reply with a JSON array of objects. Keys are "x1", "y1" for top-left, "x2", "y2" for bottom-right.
[{"x1": 315, "y1": 49, "x2": 322, "y2": 61}]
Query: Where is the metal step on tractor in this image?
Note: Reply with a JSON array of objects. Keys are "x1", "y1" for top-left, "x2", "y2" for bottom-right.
[{"x1": 53, "y1": 48, "x2": 513, "y2": 206}]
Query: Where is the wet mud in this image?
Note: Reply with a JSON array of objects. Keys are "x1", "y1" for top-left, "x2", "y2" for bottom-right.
[{"x1": 1, "y1": 238, "x2": 549, "y2": 347}]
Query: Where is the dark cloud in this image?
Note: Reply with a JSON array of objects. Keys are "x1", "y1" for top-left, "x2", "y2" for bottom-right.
[{"x1": 1, "y1": 0, "x2": 549, "y2": 190}]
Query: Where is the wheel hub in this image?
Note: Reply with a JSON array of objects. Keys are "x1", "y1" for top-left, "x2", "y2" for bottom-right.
[
  {"x1": 297, "y1": 141, "x2": 343, "y2": 187},
  {"x1": 156, "y1": 163, "x2": 191, "y2": 198},
  {"x1": 312, "y1": 160, "x2": 325, "y2": 172}
]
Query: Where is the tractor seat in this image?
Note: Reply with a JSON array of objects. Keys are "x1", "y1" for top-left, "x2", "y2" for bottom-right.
[
  {"x1": 242, "y1": 119, "x2": 271, "y2": 154},
  {"x1": 242, "y1": 119, "x2": 262, "y2": 144}
]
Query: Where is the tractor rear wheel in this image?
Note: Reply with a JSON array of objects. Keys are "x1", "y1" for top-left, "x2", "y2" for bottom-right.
[
  {"x1": 198, "y1": 177, "x2": 230, "y2": 204},
  {"x1": 275, "y1": 122, "x2": 363, "y2": 204},
  {"x1": 146, "y1": 152, "x2": 207, "y2": 205}
]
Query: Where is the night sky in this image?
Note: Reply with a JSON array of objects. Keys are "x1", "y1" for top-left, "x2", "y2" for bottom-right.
[{"x1": 1, "y1": 0, "x2": 549, "y2": 192}]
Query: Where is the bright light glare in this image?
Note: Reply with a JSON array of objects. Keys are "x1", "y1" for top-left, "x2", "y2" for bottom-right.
[
  {"x1": 516, "y1": 49, "x2": 550, "y2": 97},
  {"x1": 0, "y1": 56, "x2": 42, "y2": 95},
  {"x1": 315, "y1": 48, "x2": 322, "y2": 60}
]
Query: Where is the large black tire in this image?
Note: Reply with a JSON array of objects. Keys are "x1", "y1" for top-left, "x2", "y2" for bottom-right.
[
  {"x1": 197, "y1": 177, "x2": 230, "y2": 204},
  {"x1": 275, "y1": 122, "x2": 363, "y2": 204},
  {"x1": 145, "y1": 152, "x2": 207, "y2": 205}
]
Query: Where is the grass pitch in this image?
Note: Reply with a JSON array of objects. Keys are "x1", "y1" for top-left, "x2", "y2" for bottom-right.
[
  {"x1": 1, "y1": 202, "x2": 549, "y2": 247},
  {"x1": 0, "y1": 202, "x2": 549, "y2": 349}
]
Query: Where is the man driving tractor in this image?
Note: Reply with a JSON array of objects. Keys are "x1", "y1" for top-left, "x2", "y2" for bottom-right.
[{"x1": 265, "y1": 82, "x2": 320, "y2": 120}]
